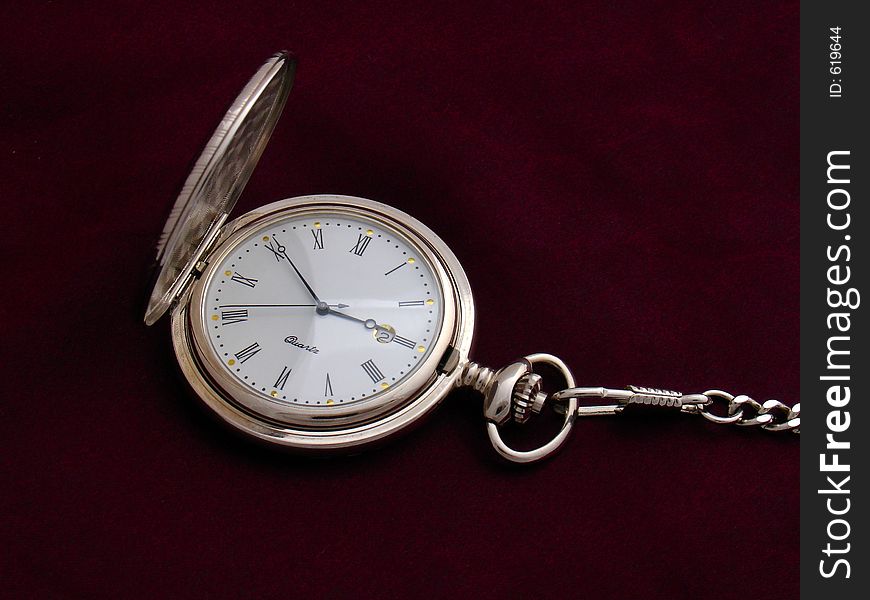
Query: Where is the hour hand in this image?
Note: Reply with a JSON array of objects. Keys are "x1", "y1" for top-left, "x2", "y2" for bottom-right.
[
  {"x1": 327, "y1": 310, "x2": 415, "y2": 349},
  {"x1": 325, "y1": 307, "x2": 385, "y2": 331}
]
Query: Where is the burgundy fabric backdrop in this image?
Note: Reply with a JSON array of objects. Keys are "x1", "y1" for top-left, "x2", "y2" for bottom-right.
[{"x1": 2, "y1": 2, "x2": 798, "y2": 598}]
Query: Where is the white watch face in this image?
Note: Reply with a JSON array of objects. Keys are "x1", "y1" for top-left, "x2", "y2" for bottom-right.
[{"x1": 200, "y1": 211, "x2": 444, "y2": 407}]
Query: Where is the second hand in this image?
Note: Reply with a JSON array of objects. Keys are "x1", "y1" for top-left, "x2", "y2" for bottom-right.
[{"x1": 217, "y1": 303, "x2": 349, "y2": 308}]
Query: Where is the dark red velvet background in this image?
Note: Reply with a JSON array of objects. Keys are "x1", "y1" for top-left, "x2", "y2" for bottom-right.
[{"x1": 1, "y1": 2, "x2": 799, "y2": 598}]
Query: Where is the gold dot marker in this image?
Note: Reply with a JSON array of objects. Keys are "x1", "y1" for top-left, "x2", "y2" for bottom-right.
[
  {"x1": 314, "y1": 221, "x2": 321, "y2": 229},
  {"x1": 407, "y1": 257, "x2": 416, "y2": 264},
  {"x1": 417, "y1": 345, "x2": 426, "y2": 353},
  {"x1": 224, "y1": 270, "x2": 232, "y2": 276},
  {"x1": 366, "y1": 229, "x2": 373, "y2": 236},
  {"x1": 381, "y1": 382, "x2": 390, "y2": 389},
  {"x1": 227, "y1": 359, "x2": 236, "y2": 366},
  {"x1": 270, "y1": 390, "x2": 278, "y2": 397},
  {"x1": 326, "y1": 399, "x2": 335, "y2": 405},
  {"x1": 263, "y1": 236, "x2": 270, "y2": 241},
  {"x1": 425, "y1": 299, "x2": 434, "y2": 305},
  {"x1": 211, "y1": 314, "x2": 219, "y2": 321}
]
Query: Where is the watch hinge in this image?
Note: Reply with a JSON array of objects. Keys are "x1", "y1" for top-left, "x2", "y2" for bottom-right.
[
  {"x1": 169, "y1": 215, "x2": 228, "y2": 308},
  {"x1": 191, "y1": 260, "x2": 208, "y2": 278}
]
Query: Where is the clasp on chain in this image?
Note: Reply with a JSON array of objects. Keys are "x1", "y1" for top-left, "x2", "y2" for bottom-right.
[{"x1": 551, "y1": 386, "x2": 711, "y2": 417}]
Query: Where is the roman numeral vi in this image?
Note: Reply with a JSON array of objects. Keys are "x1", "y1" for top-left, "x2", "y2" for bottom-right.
[{"x1": 274, "y1": 366, "x2": 291, "y2": 391}]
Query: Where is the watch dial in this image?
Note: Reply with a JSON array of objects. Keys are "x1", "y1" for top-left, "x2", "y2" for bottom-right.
[{"x1": 201, "y1": 212, "x2": 444, "y2": 406}]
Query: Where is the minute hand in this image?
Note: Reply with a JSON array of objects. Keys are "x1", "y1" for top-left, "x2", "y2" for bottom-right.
[{"x1": 269, "y1": 235, "x2": 321, "y2": 303}]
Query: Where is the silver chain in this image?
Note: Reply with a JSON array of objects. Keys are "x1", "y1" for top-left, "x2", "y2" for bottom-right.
[
  {"x1": 471, "y1": 356, "x2": 800, "y2": 464},
  {"x1": 546, "y1": 384, "x2": 800, "y2": 433},
  {"x1": 695, "y1": 389, "x2": 800, "y2": 433}
]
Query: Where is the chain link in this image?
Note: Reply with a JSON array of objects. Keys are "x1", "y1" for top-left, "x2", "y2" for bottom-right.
[{"x1": 698, "y1": 389, "x2": 800, "y2": 434}]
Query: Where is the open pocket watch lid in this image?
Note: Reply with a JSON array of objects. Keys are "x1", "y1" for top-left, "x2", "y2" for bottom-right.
[{"x1": 144, "y1": 52, "x2": 296, "y2": 325}]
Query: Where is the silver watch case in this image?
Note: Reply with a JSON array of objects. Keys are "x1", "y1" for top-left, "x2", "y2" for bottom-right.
[{"x1": 169, "y1": 194, "x2": 475, "y2": 452}]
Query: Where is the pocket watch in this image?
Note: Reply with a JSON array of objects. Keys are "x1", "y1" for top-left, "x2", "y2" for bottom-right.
[{"x1": 145, "y1": 52, "x2": 799, "y2": 464}]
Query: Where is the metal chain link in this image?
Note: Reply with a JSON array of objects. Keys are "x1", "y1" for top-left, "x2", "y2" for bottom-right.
[{"x1": 697, "y1": 389, "x2": 800, "y2": 433}]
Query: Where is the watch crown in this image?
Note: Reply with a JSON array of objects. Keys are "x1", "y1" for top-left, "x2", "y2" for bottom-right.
[{"x1": 512, "y1": 373, "x2": 547, "y2": 424}]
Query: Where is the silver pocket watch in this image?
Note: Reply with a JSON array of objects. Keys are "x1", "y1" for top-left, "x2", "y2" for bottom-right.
[{"x1": 145, "y1": 53, "x2": 799, "y2": 464}]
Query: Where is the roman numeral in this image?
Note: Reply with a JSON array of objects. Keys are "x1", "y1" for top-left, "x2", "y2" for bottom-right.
[
  {"x1": 393, "y1": 335, "x2": 416, "y2": 349},
  {"x1": 360, "y1": 359, "x2": 385, "y2": 383},
  {"x1": 274, "y1": 366, "x2": 291, "y2": 391},
  {"x1": 384, "y1": 262, "x2": 406, "y2": 276},
  {"x1": 220, "y1": 309, "x2": 248, "y2": 325},
  {"x1": 264, "y1": 240, "x2": 282, "y2": 261},
  {"x1": 324, "y1": 373, "x2": 333, "y2": 397},
  {"x1": 230, "y1": 272, "x2": 258, "y2": 288},
  {"x1": 311, "y1": 228, "x2": 324, "y2": 250},
  {"x1": 234, "y1": 342, "x2": 262, "y2": 364},
  {"x1": 349, "y1": 234, "x2": 372, "y2": 256},
  {"x1": 398, "y1": 300, "x2": 424, "y2": 307}
]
